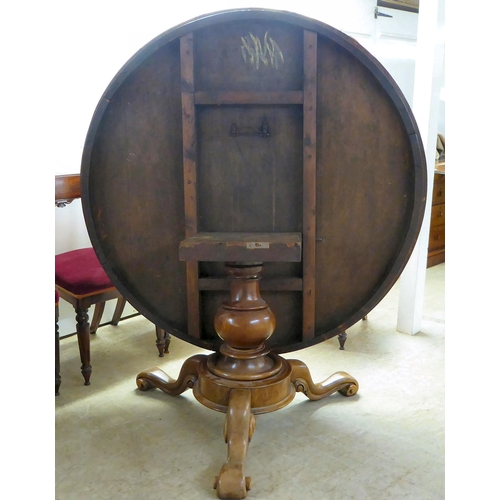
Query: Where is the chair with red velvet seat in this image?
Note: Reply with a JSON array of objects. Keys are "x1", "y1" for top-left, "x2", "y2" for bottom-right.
[
  {"x1": 55, "y1": 174, "x2": 170, "y2": 390},
  {"x1": 55, "y1": 247, "x2": 126, "y2": 385}
]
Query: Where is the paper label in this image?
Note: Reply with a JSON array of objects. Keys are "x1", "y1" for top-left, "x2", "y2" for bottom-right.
[{"x1": 246, "y1": 242, "x2": 270, "y2": 249}]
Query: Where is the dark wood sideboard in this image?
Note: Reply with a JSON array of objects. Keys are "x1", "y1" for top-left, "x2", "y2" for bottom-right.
[{"x1": 427, "y1": 160, "x2": 445, "y2": 267}]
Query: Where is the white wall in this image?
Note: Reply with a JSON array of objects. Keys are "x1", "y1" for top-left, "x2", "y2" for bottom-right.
[
  {"x1": 54, "y1": 0, "x2": 423, "y2": 176},
  {"x1": 54, "y1": 0, "x2": 441, "y2": 334}
]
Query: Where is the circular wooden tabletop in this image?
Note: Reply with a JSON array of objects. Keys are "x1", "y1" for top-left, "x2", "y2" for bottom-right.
[{"x1": 81, "y1": 9, "x2": 426, "y2": 353}]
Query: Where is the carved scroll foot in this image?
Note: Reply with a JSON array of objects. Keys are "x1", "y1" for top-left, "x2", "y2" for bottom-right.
[
  {"x1": 289, "y1": 359, "x2": 358, "y2": 400},
  {"x1": 136, "y1": 354, "x2": 205, "y2": 396},
  {"x1": 214, "y1": 389, "x2": 255, "y2": 499}
]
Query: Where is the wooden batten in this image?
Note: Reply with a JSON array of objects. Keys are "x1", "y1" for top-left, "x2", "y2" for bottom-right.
[
  {"x1": 180, "y1": 33, "x2": 201, "y2": 338},
  {"x1": 198, "y1": 277, "x2": 303, "y2": 292},
  {"x1": 194, "y1": 91, "x2": 304, "y2": 105},
  {"x1": 179, "y1": 232, "x2": 302, "y2": 263},
  {"x1": 302, "y1": 30, "x2": 318, "y2": 341}
]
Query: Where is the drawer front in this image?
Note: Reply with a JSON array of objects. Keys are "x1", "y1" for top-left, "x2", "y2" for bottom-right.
[
  {"x1": 430, "y1": 203, "x2": 445, "y2": 227},
  {"x1": 428, "y1": 224, "x2": 445, "y2": 251},
  {"x1": 432, "y1": 174, "x2": 445, "y2": 205}
]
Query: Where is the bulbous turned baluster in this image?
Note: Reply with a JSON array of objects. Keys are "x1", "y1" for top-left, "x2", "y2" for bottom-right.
[
  {"x1": 214, "y1": 263, "x2": 275, "y2": 350},
  {"x1": 208, "y1": 263, "x2": 282, "y2": 382}
]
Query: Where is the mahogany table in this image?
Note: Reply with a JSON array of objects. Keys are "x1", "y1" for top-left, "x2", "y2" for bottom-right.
[{"x1": 81, "y1": 9, "x2": 426, "y2": 499}]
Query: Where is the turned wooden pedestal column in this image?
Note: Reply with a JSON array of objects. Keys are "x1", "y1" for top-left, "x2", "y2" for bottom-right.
[{"x1": 137, "y1": 241, "x2": 358, "y2": 499}]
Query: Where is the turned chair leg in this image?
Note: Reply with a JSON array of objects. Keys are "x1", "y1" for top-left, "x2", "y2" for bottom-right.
[
  {"x1": 338, "y1": 331, "x2": 347, "y2": 350},
  {"x1": 56, "y1": 303, "x2": 61, "y2": 396},
  {"x1": 338, "y1": 315, "x2": 367, "y2": 350},
  {"x1": 75, "y1": 306, "x2": 92, "y2": 385},
  {"x1": 156, "y1": 326, "x2": 171, "y2": 357}
]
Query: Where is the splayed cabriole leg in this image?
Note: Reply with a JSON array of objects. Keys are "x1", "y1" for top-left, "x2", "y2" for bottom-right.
[
  {"x1": 289, "y1": 359, "x2": 358, "y2": 400},
  {"x1": 136, "y1": 354, "x2": 205, "y2": 395},
  {"x1": 213, "y1": 389, "x2": 255, "y2": 499}
]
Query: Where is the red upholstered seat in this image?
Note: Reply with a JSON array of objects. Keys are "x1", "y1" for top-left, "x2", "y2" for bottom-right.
[{"x1": 55, "y1": 248, "x2": 114, "y2": 296}]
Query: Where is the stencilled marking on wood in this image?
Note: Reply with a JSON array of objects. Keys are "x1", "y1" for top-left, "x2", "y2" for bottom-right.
[{"x1": 241, "y1": 32, "x2": 284, "y2": 70}]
